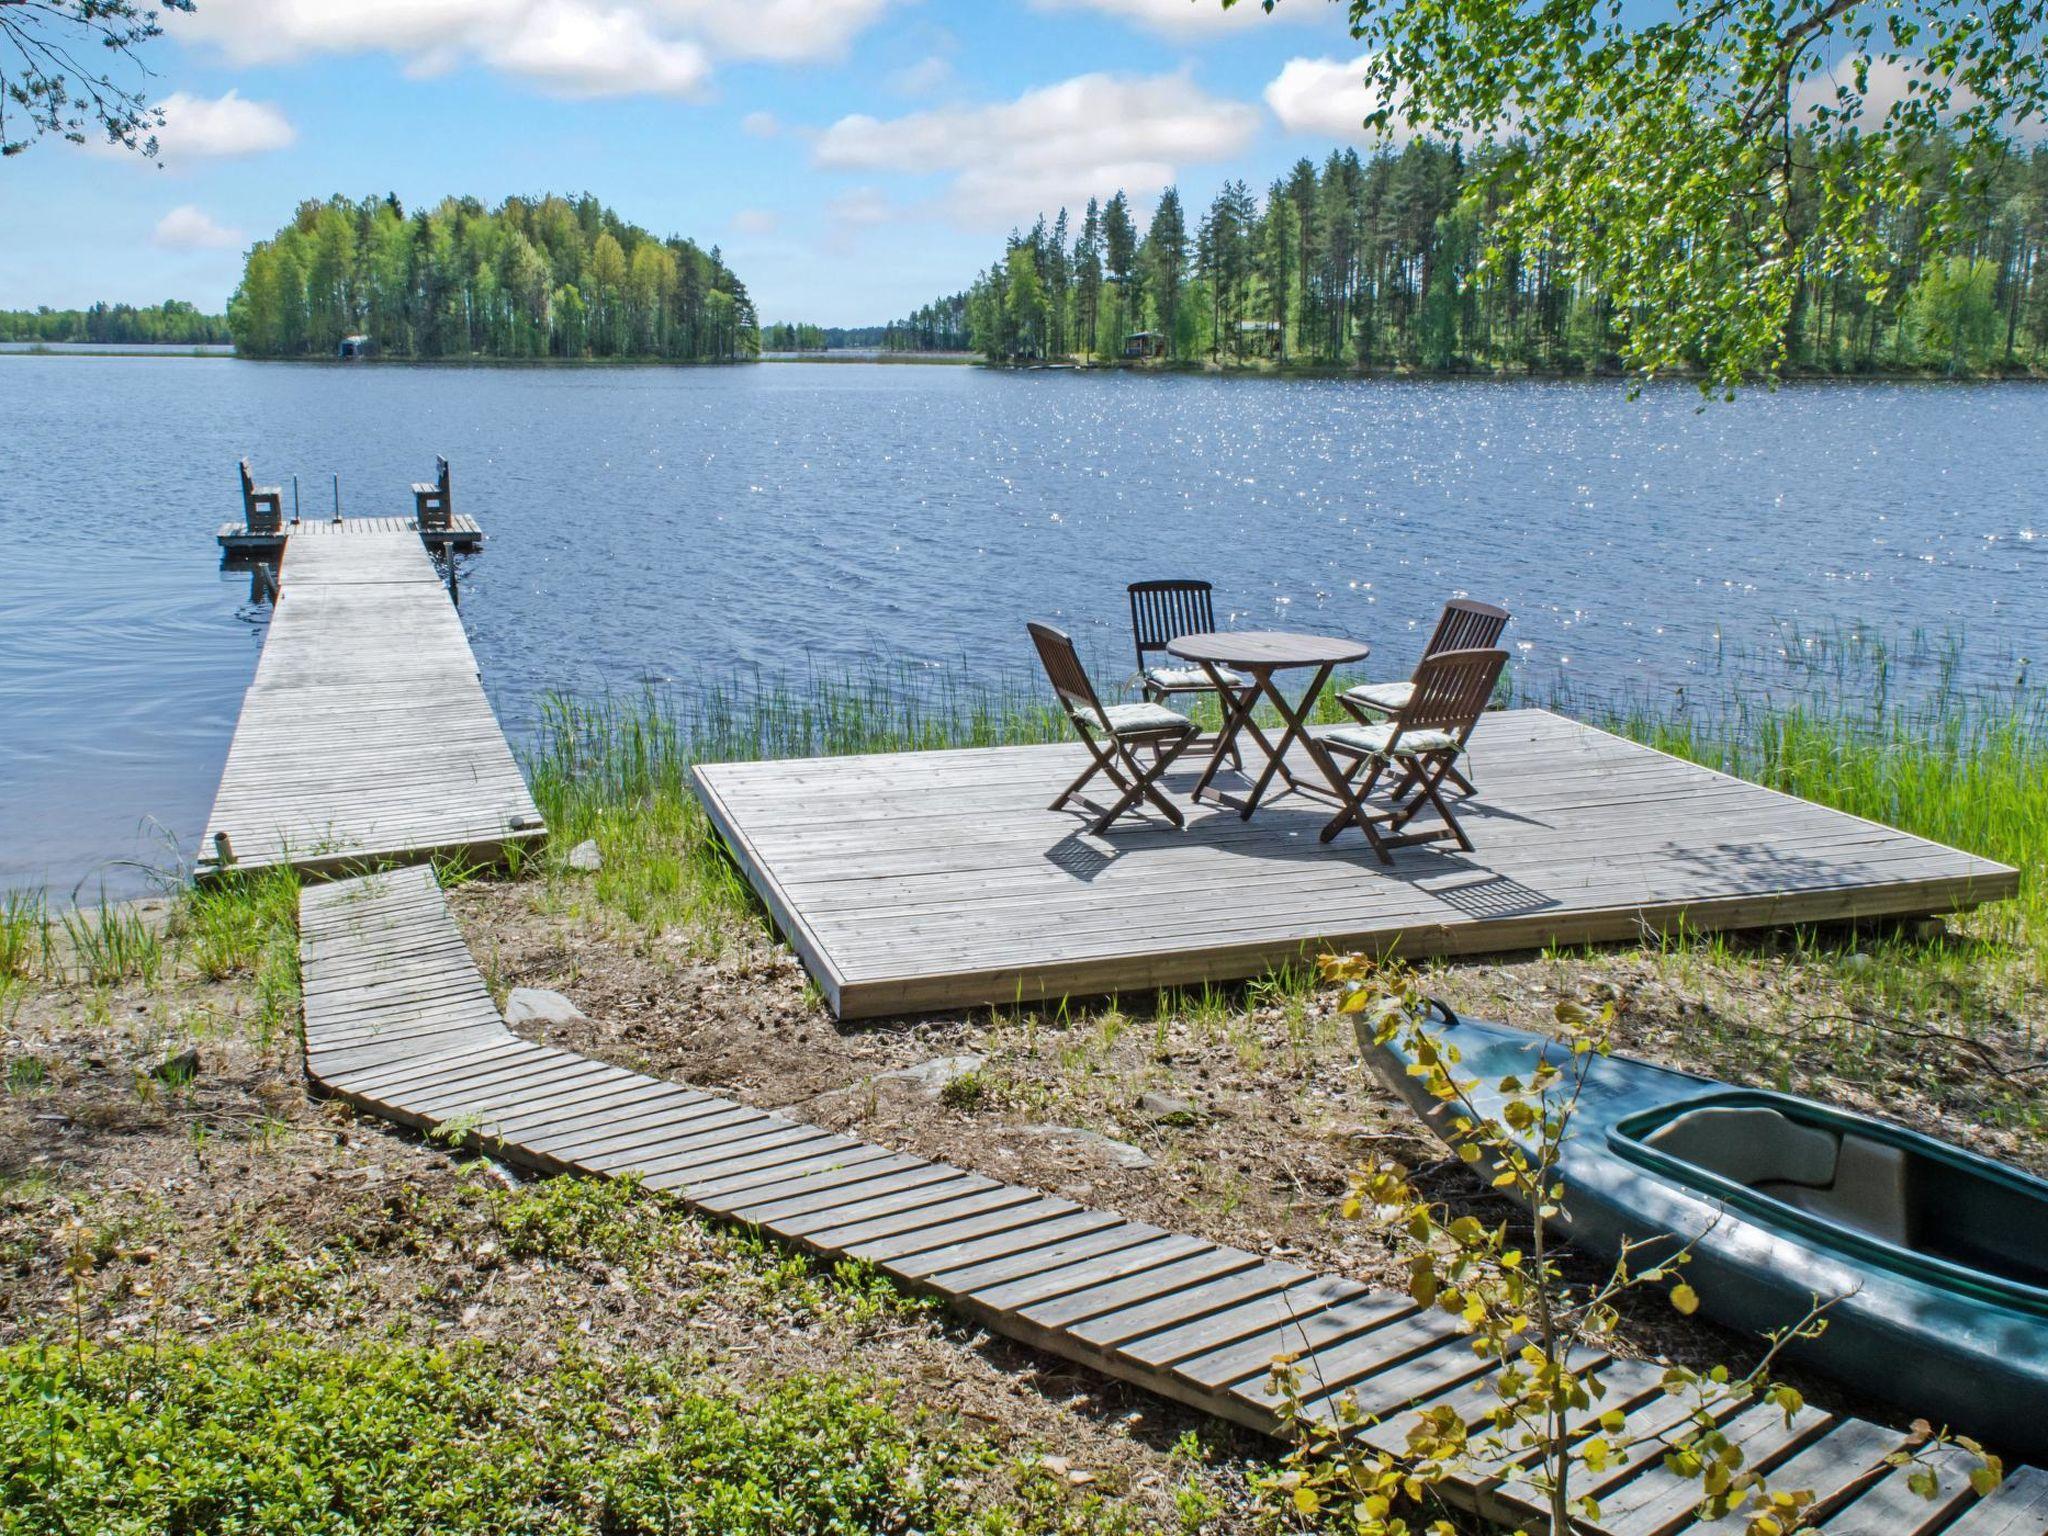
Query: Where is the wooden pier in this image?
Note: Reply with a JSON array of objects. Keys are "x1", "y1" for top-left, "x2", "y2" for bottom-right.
[
  {"x1": 217, "y1": 512, "x2": 484, "y2": 559},
  {"x1": 300, "y1": 865, "x2": 2045, "y2": 1536},
  {"x1": 693, "y1": 711, "x2": 2018, "y2": 1019},
  {"x1": 196, "y1": 527, "x2": 542, "y2": 879}
]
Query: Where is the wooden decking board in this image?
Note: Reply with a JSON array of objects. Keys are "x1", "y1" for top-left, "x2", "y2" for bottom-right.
[
  {"x1": 890, "y1": 1209, "x2": 1129, "y2": 1282},
  {"x1": 1073, "y1": 1263, "x2": 1311, "y2": 1350},
  {"x1": 1123, "y1": 1275, "x2": 1370, "y2": 1369},
  {"x1": 693, "y1": 711, "x2": 2015, "y2": 1017},
  {"x1": 1942, "y1": 1467, "x2": 2048, "y2": 1535},
  {"x1": 848, "y1": 1198, "x2": 1089, "y2": 1267},
  {"x1": 199, "y1": 530, "x2": 540, "y2": 879},
  {"x1": 718, "y1": 1157, "x2": 954, "y2": 1222},
  {"x1": 298, "y1": 868, "x2": 2030, "y2": 1535}
]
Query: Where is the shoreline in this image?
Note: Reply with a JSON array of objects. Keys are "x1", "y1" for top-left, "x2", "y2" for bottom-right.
[{"x1": 6, "y1": 346, "x2": 2041, "y2": 383}]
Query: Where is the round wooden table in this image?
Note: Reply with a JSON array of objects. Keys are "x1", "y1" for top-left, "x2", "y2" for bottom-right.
[{"x1": 1168, "y1": 630, "x2": 1368, "y2": 818}]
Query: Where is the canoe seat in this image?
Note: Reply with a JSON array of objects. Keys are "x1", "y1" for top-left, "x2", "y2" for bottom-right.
[
  {"x1": 1645, "y1": 1107, "x2": 1914, "y2": 1247},
  {"x1": 1644, "y1": 1106, "x2": 1839, "y2": 1189},
  {"x1": 1761, "y1": 1135, "x2": 1912, "y2": 1247}
]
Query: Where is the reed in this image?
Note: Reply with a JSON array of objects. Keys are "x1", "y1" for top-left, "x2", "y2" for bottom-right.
[
  {"x1": 0, "y1": 889, "x2": 51, "y2": 979},
  {"x1": 58, "y1": 892, "x2": 165, "y2": 988}
]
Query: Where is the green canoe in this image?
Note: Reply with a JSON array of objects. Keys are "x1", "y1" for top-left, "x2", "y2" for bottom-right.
[{"x1": 1359, "y1": 1003, "x2": 2048, "y2": 1462}]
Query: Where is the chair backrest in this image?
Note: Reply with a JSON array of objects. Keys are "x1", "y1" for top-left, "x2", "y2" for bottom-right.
[
  {"x1": 1128, "y1": 581, "x2": 1217, "y2": 672},
  {"x1": 1422, "y1": 599, "x2": 1510, "y2": 659},
  {"x1": 436, "y1": 455, "x2": 451, "y2": 496},
  {"x1": 238, "y1": 458, "x2": 256, "y2": 504},
  {"x1": 1393, "y1": 648, "x2": 1508, "y2": 740},
  {"x1": 1028, "y1": 622, "x2": 1108, "y2": 729}
]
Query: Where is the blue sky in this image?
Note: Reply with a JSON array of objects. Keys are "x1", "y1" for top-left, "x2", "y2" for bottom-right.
[{"x1": 0, "y1": 0, "x2": 1386, "y2": 326}]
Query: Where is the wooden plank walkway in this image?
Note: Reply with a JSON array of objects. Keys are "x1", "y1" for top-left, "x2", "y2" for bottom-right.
[
  {"x1": 299, "y1": 865, "x2": 2040, "y2": 1536},
  {"x1": 197, "y1": 529, "x2": 542, "y2": 879},
  {"x1": 218, "y1": 513, "x2": 484, "y2": 556},
  {"x1": 693, "y1": 710, "x2": 2018, "y2": 1019}
]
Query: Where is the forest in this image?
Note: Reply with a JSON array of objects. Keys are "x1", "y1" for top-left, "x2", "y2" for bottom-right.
[
  {"x1": 910, "y1": 137, "x2": 2048, "y2": 376},
  {"x1": 229, "y1": 194, "x2": 756, "y2": 362},
  {"x1": 0, "y1": 301, "x2": 228, "y2": 345}
]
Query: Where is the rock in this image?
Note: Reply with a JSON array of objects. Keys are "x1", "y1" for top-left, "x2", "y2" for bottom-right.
[
  {"x1": 1841, "y1": 953, "x2": 1875, "y2": 975},
  {"x1": 505, "y1": 988, "x2": 588, "y2": 1028},
  {"x1": 566, "y1": 839, "x2": 602, "y2": 872},
  {"x1": 875, "y1": 1054, "x2": 985, "y2": 1097},
  {"x1": 1136, "y1": 1090, "x2": 1202, "y2": 1125},
  {"x1": 1019, "y1": 1125, "x2": 1155, "y2": 1170},
  {"x1": 150, "y1": 1047, "x2": 199, "y2": 1084}
]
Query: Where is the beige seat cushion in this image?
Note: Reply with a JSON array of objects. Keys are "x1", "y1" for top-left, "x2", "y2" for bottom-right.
[
  {"x1": 1145, "y1": 664, "x2": 1249, "y2": 691},
  {"x1": 1343, "y1": 680, "x2": 1414, "y2": 713},
  {"x1": 1321, "y1": 721, "x2": 1460, "y2": 758},
  {"x1": 1082, "y1": 700, "x2": 1194, "y2": 736}
]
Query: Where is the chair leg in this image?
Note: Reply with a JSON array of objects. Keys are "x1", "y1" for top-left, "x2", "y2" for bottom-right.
[
  {"x1": 1089, "y1": 731, "x2": 1193, "y2": 833},
  {"x1": 1319, "y1": 756, "x2": 1391, "y2": 859},
  {"x1": 1412, "y1": 756, "x2": 1474, "y2": 851},
  {"x1": 1050, "y1": 733, "x2": 1120, "y2": 811}
]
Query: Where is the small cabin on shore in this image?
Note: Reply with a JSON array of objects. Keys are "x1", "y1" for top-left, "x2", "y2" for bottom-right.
[
  {"x1": 1122, "y1": 330, "x2": 1166, "y2": 361},
  {"x1": 338, "y1": 334, "x2": 373, "y2": 359}
]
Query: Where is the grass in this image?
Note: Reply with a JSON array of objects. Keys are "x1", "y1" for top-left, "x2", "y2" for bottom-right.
[{"x1": 0, "y1": 1336, "x2": 984, "y2": 1535}]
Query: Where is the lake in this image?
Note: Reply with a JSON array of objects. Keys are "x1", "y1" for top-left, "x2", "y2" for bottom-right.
[{"x1": 2, "y1": 355, "x2": 2043, "y2": 901}]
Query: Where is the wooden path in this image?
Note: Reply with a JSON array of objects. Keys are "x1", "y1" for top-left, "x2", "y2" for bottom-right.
[
  {"x1": 218, "y1": 513, "x2": 484, "y2": 557},
  {"x1": 693, "y1": 711, "x2": 2018, "y2": 1019},
  {"x1": 197, "y1": 529, "x2": 541, "y2": 879},
  {"x1": 299, "y1": 865, "x2": 2044, "y2": 1535}
]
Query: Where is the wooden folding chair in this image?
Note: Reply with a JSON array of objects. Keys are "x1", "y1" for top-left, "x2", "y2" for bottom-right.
[
  {"x1": 1338, "y1": 598, "x2": 1508, "y2": 795},
  {"x1": 1317, "y1": 647, "x2": 1508, "y2": 860},
  {"x1": 1029, "y1": 622, "x2": 1199, "y2": 833},
  {"x1": 1128, "y1": 579, "x2": 1246, "y2": 764}
]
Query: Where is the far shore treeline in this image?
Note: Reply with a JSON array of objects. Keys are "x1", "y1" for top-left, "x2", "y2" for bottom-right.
[
  {"x1": 0, "y1": 301, "x2": 228, "y2": 346},
  {"x1": 229, "y1": 194, "x2": 757, "y2": 362},
  {"x1": 880, "y1": 136, "x2": 2048, "y2": 376}
]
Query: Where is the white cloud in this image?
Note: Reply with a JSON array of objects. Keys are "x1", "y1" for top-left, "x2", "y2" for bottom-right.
[
  {"x1": 813, "y1": 72, "x2": 1260, "y2": 226},
  {"x1": 741, "y1": 109, "x2": 781, "y2": 137},
  {"x1": 654, "y1": 0, "x2": 891, "y2": 63},
  {"x1": 83, "y1": 89, "x2": 295, "y2": 162},
  {"x1": 172, "y1": 0, "x2": 884, "y2": 94},
  {"x1": 486, "y1": 0, "x2": 710, "y2": 97},
  {"x1": 1264, "y1": 52, "x2": 1413, "y2": 143},
  {"x1": 1030, "y1": 0, "x2": 1316, "y2": 36},
  {"x1": 887, "y1": 54, "x2": 953, "y2": 97},
  {"x1": 151, "y1": 205, "x2": 243, "y2": 251},
  {"x1": 732, "y1": 207, "x2": 780, "y2": 235}
]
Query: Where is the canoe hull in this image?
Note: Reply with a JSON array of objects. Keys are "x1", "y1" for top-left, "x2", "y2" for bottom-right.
[{"x1": 1361, "y1": 1008, "x2": 2048, "y2": 1461}]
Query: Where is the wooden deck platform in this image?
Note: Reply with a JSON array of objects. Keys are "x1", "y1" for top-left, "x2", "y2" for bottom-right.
[
  {"x1": 196, "y1": 528, "x2": 541, "y2": 879},
  {"x1": 217, "y1": 513, "x2": 483, "y2": 558},
  {"x1": 299, "y1": 865, "x2": 2043, "y2": 1535},
  {"x1": 693, "y1": 710, "x2": 2018, "y2": 1019}
]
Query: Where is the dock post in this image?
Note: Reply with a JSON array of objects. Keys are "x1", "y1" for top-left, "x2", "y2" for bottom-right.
[
  {"x1": 332, "y1": 473, "x2": 342, "y2": 525},
  {"x1": 291, "y1": 474, "x2": 300, "y2": 526}
]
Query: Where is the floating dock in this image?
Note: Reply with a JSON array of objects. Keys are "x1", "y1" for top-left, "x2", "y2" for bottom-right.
[
  {"x1": 197, "y1": 527, "x2": 542, "y2": 879},
  {"x1": 300, "y1": 865, "x2": 2045, "y2": 1536},
  {"x1": 693, "y1": 710, "x2": 2018, "y2": 1019}
]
